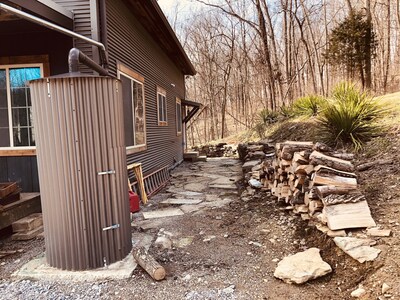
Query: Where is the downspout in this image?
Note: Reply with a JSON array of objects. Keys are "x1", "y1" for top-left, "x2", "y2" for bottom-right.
[
  {"x1": 69, "y1": 48, "x2": 108, "y2": 75},
  {"x1": 0, "y1": 2, "x2": 109, "y2": 70},
  {"x1": 98, "y1": 0, "x2": 108, "y2": 51}
]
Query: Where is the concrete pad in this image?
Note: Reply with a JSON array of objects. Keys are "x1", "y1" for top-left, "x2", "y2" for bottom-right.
[
  {"x1": 142, "y1": 208, "x2": 184, "y2": 219},
  {"x1": 160, "y1": 198, "x2": 203, "y2": 205},
  {"x1": 13, "y1": 233, "x2": 154, "y2": 282}
]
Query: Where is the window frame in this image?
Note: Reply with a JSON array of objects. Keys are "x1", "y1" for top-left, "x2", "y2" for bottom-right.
[
  {"x1": 0, "y1": 63, "x2": 44, "y2": 152},
  {"x1": 176, "y1": 98, "x2": 182, "y2": 136},
  {"x1": 157, "y1": 86, "x2": 167, "y2": 126},
  {"x1": 117, "y1": 64, "x2": 147, "y2": 154}
]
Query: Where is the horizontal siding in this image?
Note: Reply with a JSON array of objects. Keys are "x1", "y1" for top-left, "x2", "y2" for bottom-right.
[
  {"x1": 53, "y1": 0, "x2": 94, "y2": 73},
  {"x1": 106, "y1": 0, "x2": 185, "y2": 176}
]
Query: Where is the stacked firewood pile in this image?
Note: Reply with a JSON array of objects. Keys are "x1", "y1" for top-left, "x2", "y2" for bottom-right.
[
  {"x1": 261, "y1": 141, "x2": 376, "y2": 231},
  {"x1": 192, "y1": 142, "x2": 237, "y2": 157}
]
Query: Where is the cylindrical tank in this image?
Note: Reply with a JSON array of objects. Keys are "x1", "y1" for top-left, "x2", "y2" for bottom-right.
[{"x1": 30, "y1": 74, "x2": 131, "y2": 270}]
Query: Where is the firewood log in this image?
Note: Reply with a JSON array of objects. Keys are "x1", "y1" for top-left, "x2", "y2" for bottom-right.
[
  {"x1": 294, "y1": 165, "x2": 314, "y2": 175},
  {"x1": 315, "y1": 185, "x2": 358, "y2": 198},
  {"x1": 293, "y1": 152, "x2": 309, "y2": 164},
  {"x1": 311, "y1": 172, "x2": 357, "y2": 188},
  {"x1": 356, "y1": 159, "x2": 393, "y2": 172},
  {"x1": 132, "y1": 247, "x2": 166, "y2": 281},
  {"x1": 309, "y1": 151, "x2": 354, "y2": 172},
  {"x1": 314, "y1": 165, "x2": 357, "y2": 178}
]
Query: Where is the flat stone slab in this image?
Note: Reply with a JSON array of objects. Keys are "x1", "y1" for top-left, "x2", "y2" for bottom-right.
[
  {"x1": 367, "y1": 228, "x2": 391, "y2": 237},
  {"x1": 184, "y1": 182, "x2": 208, "y2": 192},
  {"x1": 142, "y1": 208, "x2": 184, "y2": 219},
  {"x1": 208, "y1": 184, "x2": 237, "y2": 190},
  {"x1": 333, "y1": 237, "x2": 381, "y2": 263},
  {"x1": 174, "y1": 191, "x2": 204, "y2": 197},
  {"x1": 242, "y1": 160, "x2": 261, "y2": 173},
  {"x1": 274, "y1": 248, "x2": 332, "y2": 284},
  {"x1": 324, "y1": 200, "x2": 376, "y2": 230},
  {"x1": 160, "y1": 198, "x2": 203, "y2": 205}
]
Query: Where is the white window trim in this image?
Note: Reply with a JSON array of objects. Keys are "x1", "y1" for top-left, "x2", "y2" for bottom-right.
[
  {"x1": 0, "y1": 63, "x2": 43, "y2": 150},
  {"x1": 157, "y1": 86, "x2": 167, "y2": 126},
  {"x1": 117, "y1": 68, "x2": 147, "y2": 153}
]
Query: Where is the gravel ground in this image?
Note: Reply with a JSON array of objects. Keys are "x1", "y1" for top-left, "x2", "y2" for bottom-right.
[{"x1": 0, "y1": 156, "x2": 399, "y2": 299}]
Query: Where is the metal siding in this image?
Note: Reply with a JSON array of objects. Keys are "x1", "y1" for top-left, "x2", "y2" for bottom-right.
[
  {"x1": 53, "y1": 0, "x2": 95, "y2": 73},
  {"x1": 30, "y1": 76, "x2": 131, "y2": 270},
  {"x1": 106, "y1": 0, "x2": 185, "y2": 176}
]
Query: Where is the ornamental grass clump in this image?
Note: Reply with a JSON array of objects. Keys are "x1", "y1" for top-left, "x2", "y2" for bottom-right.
[
  {"x1": 318, "y1": 82, "x2": 387, "y2": 150},
  {"x1": 293, "y1": 95, "x2": 326, "y2": 116}
]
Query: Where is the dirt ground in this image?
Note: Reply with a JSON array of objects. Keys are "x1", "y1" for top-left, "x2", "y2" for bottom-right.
[{"x1": 0, "y1": 145, "x2": 399, "y2": 299}]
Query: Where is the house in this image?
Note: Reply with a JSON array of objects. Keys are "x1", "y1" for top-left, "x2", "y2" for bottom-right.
[{"x1": 0, "y1": 0, "x2": 198, "y2": 194}]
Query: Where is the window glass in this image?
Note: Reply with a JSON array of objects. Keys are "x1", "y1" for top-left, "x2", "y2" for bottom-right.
[
  {"x1": 133, "y1": 81, "x2": 145, "y2": 145},
  {"x1": 9, "y1": 67, "x2": 40, "y2": 147},
  {"x1": 120, "y1": 74, "x2": 134, "y2": 147},
  {"x1": 157, "y1": 92, "x2": 167, "y2": 124},
  {"x1": 176, "y1": 100, "x2": 182, "y2": 133},
  {"x1": 0, "y1": 69, "x2": 9, "y2": 147},
  {"x1": 119, "y1": 70, "x2": 146, "y2": 148}
]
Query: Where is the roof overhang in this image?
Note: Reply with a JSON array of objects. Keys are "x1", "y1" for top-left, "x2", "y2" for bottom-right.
[
  {"x1": 123, "y1": 0, "x2": 196, "y2": 76},
  {"x1": 2, "y1": 0, "x2": 73, "y2": 29},
  {"x1": 182, "y1": 99, "x2": 202, "y2": 123}
]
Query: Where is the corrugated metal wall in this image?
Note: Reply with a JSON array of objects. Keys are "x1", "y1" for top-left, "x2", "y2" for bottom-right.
[
  {"x1": 106, "y1": 0, "x2": 185, "y2": 176},
  {"x1": 30, "y1": 76, "x2": 131, "y2": 270},
  {"x1": 53, "y1": 0, "x2": 95, "y2": 73}
]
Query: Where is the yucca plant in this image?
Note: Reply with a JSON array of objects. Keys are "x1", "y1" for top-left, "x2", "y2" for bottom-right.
[
  {"x1": 293, "y1": 95, "x2": 326, "y2": 116},
  {"x1": 258, "y1": 108, "x2": 279, "y2": 125},
  {"x1": 279, "y1": 104, "x2": 296, "y2": 118},
  {"x1": 318, "y1": 82, "x2": 387, "y2": 150}
]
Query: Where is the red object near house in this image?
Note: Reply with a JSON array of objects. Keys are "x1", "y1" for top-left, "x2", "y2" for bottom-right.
[{"x1": 129, "y1": 191, "x2": 140, "y2": 213}]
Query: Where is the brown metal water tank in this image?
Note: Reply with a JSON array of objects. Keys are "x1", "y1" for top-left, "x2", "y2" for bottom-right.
[{"x1": 30, "y1": 75, "x2": 132, "y2": 270}]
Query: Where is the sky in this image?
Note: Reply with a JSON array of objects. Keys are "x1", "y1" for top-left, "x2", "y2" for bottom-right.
[{"x1": 157, "y1": 0, "x2": 203, "y2": 20}]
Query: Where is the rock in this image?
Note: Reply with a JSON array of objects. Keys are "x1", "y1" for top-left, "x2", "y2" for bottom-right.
[
  {"x1": 351, "y1": 286, "x2": 366, "y2": 298},
  {"x1": 221, "y1": 285, "x2": 235, "y2": 294},
  {"x1": 249, "y1": 179, "x2": 262, "y2": 189},
  {"x1": 202, "y1": 235, "x2": 216, "y2": 242},
  {"x1": 382, "y1": 283, "x2": 390, "y2": 294},
  {"x1": 242, "y1": 160, "x2": 261, "y2": 173},
  {"x1": 327, "y1": 229, "x2": 347, "y2": 237},
  {"x1": 367, "y1": 228, "x2": 391, "y2": 237},
  {"x1": 274, "y1": 248, "x2": 332, "y2": 284},
  {"x1": 333, "y1": 237, "x2": 381, "y2": 263},
  {"x1": 154, "y1": 236, "x2": 172, "y2": 249},
  {"x1": 248, "y1": 151, "x2": 265, "y2": 160}
]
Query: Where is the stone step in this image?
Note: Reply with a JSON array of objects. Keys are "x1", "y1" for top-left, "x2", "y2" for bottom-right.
[
  {"x1": 183, "y1": 151, "x2": 200, "y2": 162},
  {"x1": 12, "y1": 213, "x2": 43, "y2": 233},
  {"x1": 195, "y1": 156, "x2": 207, "y2": 162}
]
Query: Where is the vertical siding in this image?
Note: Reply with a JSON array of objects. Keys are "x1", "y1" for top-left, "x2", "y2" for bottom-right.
[
  {"x1": 106, "y1": 0, "x2": 185, "y2": 175},
  {"x1": 53, "y1": 0, "x2": 95, "y2": 73}
]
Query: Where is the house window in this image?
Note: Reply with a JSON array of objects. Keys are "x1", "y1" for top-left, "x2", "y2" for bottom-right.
[
  {"x1": 157, "y1": 87, "x2": 167, "y2": 126},
  {"x1": 0, "y1": 65, "x2": 42, "y2": 148},
  {"x1": 117, "y1": 66, "x2": 146, "y2": 153},
  {"x1": 176, "y1": 98, "x2": 182, "y2": 135}
]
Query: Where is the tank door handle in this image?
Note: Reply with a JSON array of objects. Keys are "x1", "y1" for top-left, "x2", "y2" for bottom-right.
[
  {"x1": 97, "y1": 170, "x2": 116, "y2": 176},
  {"x1": 102, "y1": 224, "x2": 120, "y2": 231}
]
